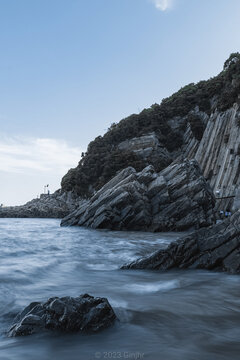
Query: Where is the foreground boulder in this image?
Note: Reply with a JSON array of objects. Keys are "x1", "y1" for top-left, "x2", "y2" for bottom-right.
[
  {"x1": 61, "y1": 159, "x2": 215, "y2": 231},
  {"x1": 8, "y1": 294, "x2": 116, "y2": 337},
  {"x1": 122, "y1": 211, "x2": 240, "y2": 274}
]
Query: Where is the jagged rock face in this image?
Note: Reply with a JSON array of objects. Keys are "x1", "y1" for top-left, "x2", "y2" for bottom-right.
[
  {"x1": 181, "y1": 104, "x2": 240, "y2": 212},
  {"x1": 118, "y1": 133, "x2": 160, "y2": 152},
  {"x1": 0, "y1": 191, "x2": 79, "y2": 219},
  {"x1": 8, "y1": 294, "x2": 116, "y2": 337},
  {"x1": 117, "y1": 133, "x2": 172, "y2": 169},
  {"x1": 195, "y1": 104, "x2": 240, "y2": 211},
  {"x1": 61, "y1": 54, "x2": 240, "y2": 201},
  {"x1": 122, "y1": 210, "x2": 240, "y2": 274},
  {"x1": 61, "y1": 159, "x2": 215, "y2": 231}
]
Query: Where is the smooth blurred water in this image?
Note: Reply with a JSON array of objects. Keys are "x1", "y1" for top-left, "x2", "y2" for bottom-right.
[{"x1": 0, "y1": 219, "x2": 239, "y2": 360}]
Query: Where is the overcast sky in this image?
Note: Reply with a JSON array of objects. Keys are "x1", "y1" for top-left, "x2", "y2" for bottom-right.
[{"x1": 0, "y1": 0, "x2": 240, "y2": 205}]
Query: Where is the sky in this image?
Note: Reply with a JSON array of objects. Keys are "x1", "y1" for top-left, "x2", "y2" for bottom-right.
[{"x1": 0, "y1": 0, "x2": 240, "y2": 205}]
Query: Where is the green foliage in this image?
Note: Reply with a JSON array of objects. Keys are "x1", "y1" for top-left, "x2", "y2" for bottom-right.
[
  {"x1": 62, "y1": 149, "x2": 145, "y2": 197},
  {"x1": 61, "y1": 53, "x2": 240, "y2": 197},
  {"x1": 224, "y1": 52, "x2": 240, "y2": 70}
]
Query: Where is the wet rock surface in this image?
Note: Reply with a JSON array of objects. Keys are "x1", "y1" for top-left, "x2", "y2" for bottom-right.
[
  {"x1": 61, "y1": 159, "x2": 215, "y2": 232},
  {"x1": 8, "y1": 294, "x2": 116, "y2": 337},
  {"x1": 122, "y1": 211, "x2": 240, "y2": 274}
]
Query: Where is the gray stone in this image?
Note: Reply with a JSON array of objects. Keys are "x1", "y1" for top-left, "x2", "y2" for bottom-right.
[
  {"x1": 148, "y1": 176, "x2": 166, "y2": 198},
  {"x1": 0, "y1": 191, "x2": 81, "y2": 219},
  {"x1": 122, "y1": 210, "x2": 240, "y2": 274},
  {"x1": 8, "y1": 294, "x2": 116, "y2": 337},
  {"x1": 117, "y1": 133, "x2": 172, "y2": 170},
  {"x1": 183, "y1": 104, "x2": 240, "y2": 213},
  {"x1": 61, "y1": 159, "x2": 215, "y2": 232}
]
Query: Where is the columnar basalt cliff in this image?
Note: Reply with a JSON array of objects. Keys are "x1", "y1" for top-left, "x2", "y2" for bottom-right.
[
  {"x1": 61, "y1": 159, "x2": 215, "y2": 231},
  {"x1": 195, "y1": 105, "x2": 240, "y2": 209},
  {"x1": 181, "y1": 104, "x2": 240, "y2": 211}
]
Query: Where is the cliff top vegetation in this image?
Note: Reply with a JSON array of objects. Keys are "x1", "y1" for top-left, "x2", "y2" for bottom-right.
[{"x1": 62, "y1": 53, "x2": 240, "y2": 197}]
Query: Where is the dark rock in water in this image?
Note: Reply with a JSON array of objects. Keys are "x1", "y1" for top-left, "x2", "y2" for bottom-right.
[
  {"x1": 8, "y1": 294, "x2": 116, "y2": 337},
  {"x1": 0, "y1": 191, "x2": 80, "y2": 219},
  {"x1": 121, "y1": 210, "x2": 240, "y2": 274},
  {"x1": 61, "y1": 159, "x2": 215, "y2": 232}
]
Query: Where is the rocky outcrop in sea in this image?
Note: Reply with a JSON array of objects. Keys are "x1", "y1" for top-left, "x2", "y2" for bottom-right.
[
  {"x1": 8, "y1": 294, "x2": 116, "y2": 337},
  {"x1": 0, "y1": 191, "x2": 80, "y2": 219},
  {"x1": 61, "y1": 159, "x2": 215, "y2": 231},
  {"x1": 122, "y1": 210, "x2": 240, "y2": 274}
]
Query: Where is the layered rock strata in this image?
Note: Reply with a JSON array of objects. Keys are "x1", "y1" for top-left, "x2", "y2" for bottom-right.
[
  {"x1": 61, "y1": 159, "x2": 215, "y2": 231},
  {"x1": 117, "y1": 132, "x2": 172, "y2": 169},
  {"x1": 121, "y1": 210, "x2": 240, "y2": 274},
  {"x1": 182, "y1": 104, "x2": 240, "y2": 212}
]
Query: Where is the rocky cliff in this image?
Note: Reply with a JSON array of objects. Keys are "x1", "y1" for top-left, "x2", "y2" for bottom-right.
[
  {"x1": 61, "y1": 53, "x2": 240, "y2": 216},
  {"x1": 3, "y1": 54, "x2": 240, "y2": 222},
  {"x1": 61, "y1": 159, "x2": 215, "y2": 231},
  {"x1": 180, "y1": 104, "x2": 240, "y2": 212}
]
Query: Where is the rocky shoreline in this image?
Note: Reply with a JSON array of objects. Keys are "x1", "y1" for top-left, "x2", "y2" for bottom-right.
[
  {"x1": 122, "y1": 210, "x2": 240, "y2": 274},
  {"x1": 0, "y1": 191, "x2": 80, "y2": 219}
]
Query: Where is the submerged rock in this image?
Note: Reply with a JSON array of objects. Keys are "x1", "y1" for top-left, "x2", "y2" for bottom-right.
[
  {"x1": 8, "y1": 294, "x2": 116, "y2": 337},
  {"x1": 61, "y1": 159, "x2": 215, "y2": 232},
  {"x1": 121, "y1": 210, "x2": 240, "y2": 274}
]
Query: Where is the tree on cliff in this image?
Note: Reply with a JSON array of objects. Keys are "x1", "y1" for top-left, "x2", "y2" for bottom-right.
[{"x1": 61, "y1": 53, "x2": 240, "y2": 197}]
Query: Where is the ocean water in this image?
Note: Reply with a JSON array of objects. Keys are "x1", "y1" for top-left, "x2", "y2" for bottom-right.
[{"x1": 0, "y1": 218, "x2": 239, "y2": 360}]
